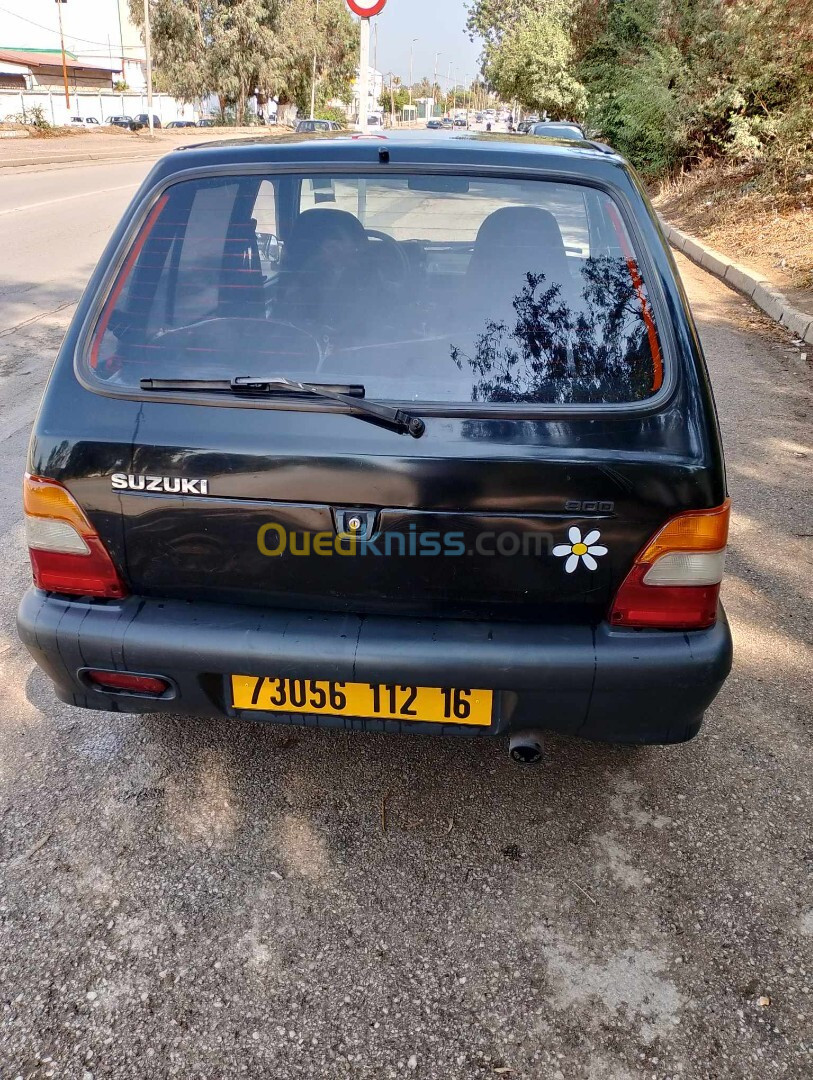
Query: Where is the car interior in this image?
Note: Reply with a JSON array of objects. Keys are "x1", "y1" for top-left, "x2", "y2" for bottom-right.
[{"x1": 90, "y1": 172, "x2": 662, "y2": 405}]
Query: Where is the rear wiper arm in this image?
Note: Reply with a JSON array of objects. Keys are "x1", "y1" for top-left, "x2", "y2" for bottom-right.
[{"x1": 140, "y1": 376, "x2": 425, "y2": 438}]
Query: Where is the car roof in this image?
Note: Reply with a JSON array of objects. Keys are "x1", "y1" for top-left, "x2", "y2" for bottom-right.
[
  {"x1": 535, "y1": 122, "x2": 583, "y2": 131},
  {"x1": 159, "y1": 130, "x2": 623, "y2": 184}
]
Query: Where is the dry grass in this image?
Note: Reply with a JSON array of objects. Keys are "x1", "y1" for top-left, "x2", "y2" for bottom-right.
[
  {"x1": 652, "y1": 160, "x2": 813, "y2": 291},
  {"x1": 0, "y1": 122, "x2": 91, "y2": 140}
]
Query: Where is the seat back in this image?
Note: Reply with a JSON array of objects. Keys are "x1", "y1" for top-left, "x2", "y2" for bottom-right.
[{"x1": 465, "y1": 206, "x2": 576, "y2": 325}]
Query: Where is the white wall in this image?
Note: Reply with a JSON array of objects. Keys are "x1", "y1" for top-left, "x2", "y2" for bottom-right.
[{"x1": 0, "y1": 88, "x2": 196, "y2": 126}]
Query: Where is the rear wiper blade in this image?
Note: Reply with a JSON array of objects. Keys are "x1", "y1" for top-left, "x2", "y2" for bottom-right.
[{"x1": 140, "y1": 376, "x2": 426, "y2": 438}]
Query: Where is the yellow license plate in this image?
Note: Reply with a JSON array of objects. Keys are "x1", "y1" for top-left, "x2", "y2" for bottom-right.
[{"x1": 231, "y1": 675, "x2": 493, "y2": 726}]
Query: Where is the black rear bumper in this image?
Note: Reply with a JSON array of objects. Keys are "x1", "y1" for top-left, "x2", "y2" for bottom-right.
[{"x1": 17, "y1": 589, "x2": 732, "y2": 744}]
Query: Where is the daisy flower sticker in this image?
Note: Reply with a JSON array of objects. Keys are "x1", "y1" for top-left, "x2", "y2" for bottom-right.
[{"x1": 553, "y1": 527, "x2": 608, "y2": 573}]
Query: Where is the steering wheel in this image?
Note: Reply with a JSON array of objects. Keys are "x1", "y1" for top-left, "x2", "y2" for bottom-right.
[{"x1": 365, "y1": 229, "x2": 410, "y2": 286}]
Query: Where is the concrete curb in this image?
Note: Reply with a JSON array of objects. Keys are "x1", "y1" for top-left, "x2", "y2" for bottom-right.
[{"x1": 658, "y1": 214, "x2": 813, "y2": 346}]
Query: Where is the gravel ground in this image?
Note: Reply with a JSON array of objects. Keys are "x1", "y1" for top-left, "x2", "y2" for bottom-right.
[{"x1": 0, "y1": 228, "x2": 811, "y2": 1077}]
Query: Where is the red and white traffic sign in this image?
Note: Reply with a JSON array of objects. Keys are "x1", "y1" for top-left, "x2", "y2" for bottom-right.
[{"x1": 346, "y1": 0, "x2": 387, "y2": 16}]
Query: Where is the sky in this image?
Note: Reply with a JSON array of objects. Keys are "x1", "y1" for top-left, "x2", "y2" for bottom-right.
[{"x1": 367, "y1": 0, "x2": 483, "y2": 87}]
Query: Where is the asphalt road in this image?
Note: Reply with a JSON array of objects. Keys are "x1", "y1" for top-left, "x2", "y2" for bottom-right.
[{"x1": 0, "y1": 158, "x2": 811, "y2": 1080}]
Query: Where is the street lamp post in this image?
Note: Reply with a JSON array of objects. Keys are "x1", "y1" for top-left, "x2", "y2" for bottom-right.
[
  {"x1": 432, "y1": 51, "x2": 441, "y2": 120},
  {"x1": 142, "y1": 0, "x2": 154, "y2": 135},
  {"x1": 309, "y1": 0, "x2": 320, "y2": 119},
  {"x1": 408, "y1": 37, "x2": 418, "y2": 106}
]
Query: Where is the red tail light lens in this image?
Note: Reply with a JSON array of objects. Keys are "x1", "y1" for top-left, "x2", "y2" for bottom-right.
[
  {"x1": 24, "y1": 475, "x2": 128, "y2": 599},
  {"x1": 86, "y1": 670, "x2": 168, "y2": 695},
  {"x1": 610, "y1": 501, "x2": 730, "y2": 630}
]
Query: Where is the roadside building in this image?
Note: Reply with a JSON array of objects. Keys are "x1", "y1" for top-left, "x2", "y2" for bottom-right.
[
  {"x1": 0, "y1": 0, "x2": 146, "y2": 89},
  {"x1": 349, "y1": 65, "x2": 384, "y2": 123},
  {"x1": 0, "y1": 49, "x2": 117, "y2": 91},
  {"x1": 0, "y1": 56, "x2": 28, "y2": 89}
]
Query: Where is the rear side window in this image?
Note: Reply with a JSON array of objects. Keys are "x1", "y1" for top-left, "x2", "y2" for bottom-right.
[{"x1": 83, "y1": 172, "x2": 664, "y2": 407}]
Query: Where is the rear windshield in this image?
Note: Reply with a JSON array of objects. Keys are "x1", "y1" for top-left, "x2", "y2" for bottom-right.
[{"x1": 83, "y1": 171, "x2": 664, "y2": 407}]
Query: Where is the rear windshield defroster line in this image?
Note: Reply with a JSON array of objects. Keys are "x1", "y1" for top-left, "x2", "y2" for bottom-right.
[{"x1": 90, "y1": 194, "x2": 169, "y2": 372}]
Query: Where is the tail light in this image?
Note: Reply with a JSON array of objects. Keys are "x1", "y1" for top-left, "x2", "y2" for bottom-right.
[
  {"x1": 23, "y1": 474, "x2": 128, "y2": 598},
  {"x1": 609, "y1": 501, "x2": 730, "y2": 630},
  {"x1": 85, "y1": 670, "x2": 168, "y2": 695}
]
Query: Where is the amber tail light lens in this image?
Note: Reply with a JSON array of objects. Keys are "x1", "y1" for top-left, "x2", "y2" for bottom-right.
[
  {"x1": 609, "y1": 500, "x2": 730, "y2": 630},
  {"x1": 23, "y1": 475, "x2": 128, "y2": 599}
]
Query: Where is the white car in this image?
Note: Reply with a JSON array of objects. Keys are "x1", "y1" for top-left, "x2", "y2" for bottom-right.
[{"x1": 68, "y1": 117, "x2": 102, "y2": 129}]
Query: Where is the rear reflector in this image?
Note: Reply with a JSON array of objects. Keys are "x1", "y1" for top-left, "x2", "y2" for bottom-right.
[
  {"x1": 86, "y1": 670, "x2": 169, "y2": 695},
  {"x1": 610, "y1": 501, "x2": 730, "y2": 630},
  {"x1": 23, "y1": 474, "x2": 128, "y2": 599}
]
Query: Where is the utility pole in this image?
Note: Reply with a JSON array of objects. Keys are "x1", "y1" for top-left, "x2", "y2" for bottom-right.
[
  {"x1": 346, "y1": 0, "x2": 386, "y2": 133},
  {"x1": 359, "y1": 15, "x2": 370, "y2": 132},
  {"x1": 55, "y1": 0, "x2": 70, "y2": 111},
  {"x1": 408, "y1": 37, "x2": 417, "y2": 106},
  {"x1": 142, "y1": 0, "x2": 154, "y2": 134},
  {"x1": 309, "y1": 0, "x2": 320, "y2": 119}
]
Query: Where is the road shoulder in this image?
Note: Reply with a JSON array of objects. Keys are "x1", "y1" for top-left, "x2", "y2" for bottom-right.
[{"x1": 658, "y1": 215, "x2": 813, "y2": 347}]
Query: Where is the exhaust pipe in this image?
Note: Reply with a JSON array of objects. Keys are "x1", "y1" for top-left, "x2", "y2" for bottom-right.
[{"x1": 508, "y1": 731, "x2": 543, "y2": 765}]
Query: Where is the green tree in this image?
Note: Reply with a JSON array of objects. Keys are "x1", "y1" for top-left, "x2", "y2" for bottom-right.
[
  {"x1": 379, "y1": 85, "x2": 410, "y2": 115},
  {"x1": 466, "y1": 0, "x2": 532, "y2": 54},
  {"x1": 211, "y1": 0, "x2": 279, "y2": 122},
  {"x1": 268, "y1": 0, "x2": 358, "y2": 115},
  {"x1": 468, "y1": 0, "x2": 812, "y2": 184},
  {"x1": 130, "y1": 0, "x2": 357, "y2": 119},
  {"x1": 487, "y1": 2, "x2": 587, "y2": 119}
]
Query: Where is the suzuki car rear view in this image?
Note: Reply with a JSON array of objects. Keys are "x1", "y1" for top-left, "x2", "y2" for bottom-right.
[{"x1": 18, "y1": 132, "x2": 732, "y2": 753}]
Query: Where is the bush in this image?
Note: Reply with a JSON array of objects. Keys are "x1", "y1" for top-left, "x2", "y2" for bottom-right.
[
  {"x1": 314, "y1": 106, "x2": 347, "y2": 128},
  {"x1": 586, "y1": 49, "x2": 685, "y2": 176},
  {"x1": 8, "y1": 104, "x2": 51, "y2": 130}
]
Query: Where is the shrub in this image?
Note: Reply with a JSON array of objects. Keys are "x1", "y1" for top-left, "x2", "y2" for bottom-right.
[{"x1": 314, "y1": 106, "x2": 347, "y2": 128}]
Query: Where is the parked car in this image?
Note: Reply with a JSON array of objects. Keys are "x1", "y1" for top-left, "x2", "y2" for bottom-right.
[
  {"x1": 134, "y1": 114, "x2": 162, "y2": 129},
  {"x1": 453, "y1": 117, "x2": 467, "y2": 127},
  {"x1": 516, "y1": 120, "x2": 534, "y2": 134},
  {"x1": 531, "y1": 121, "x2": 585, "y2": 141},
  {"x1": 441, "y1": 116, "x2": 453, "y2": 128},
  {"x1": 197, "y1": 118, "x2": 217, "y2": 127},
  {"x1": 295, "y1": 119, "x2": 340, "y2": 133},
  {"x1": 166, "y1": 120, "x2": 197, "y2": 129},
  {"x1": 426, "y1": 119, "x2": 443, "y2": 130},
  {"x1": 18, "y1": 132, "x2": 732, "y2": 758},
  {"x1": 367, "y1": 114, "x2": 382, "y2": 127},
  {"x1": 68, "y1": 116, "x2": 103, "y2": 128},
  {"x1": 105, "y1": 115, "x2": 143, "y2": 131}
]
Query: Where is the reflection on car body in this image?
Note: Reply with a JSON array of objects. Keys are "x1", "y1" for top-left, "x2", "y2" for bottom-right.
[{"x1": 532, "y1": 121, "x2": 586, "y2": 141}]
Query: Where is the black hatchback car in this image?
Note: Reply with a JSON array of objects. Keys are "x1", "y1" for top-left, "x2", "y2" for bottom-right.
[{"x1": 18, "y1": 132, "x2": 732, "y2": 754}]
